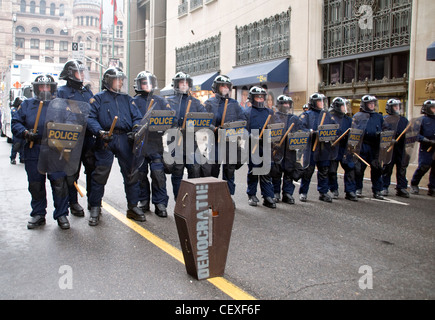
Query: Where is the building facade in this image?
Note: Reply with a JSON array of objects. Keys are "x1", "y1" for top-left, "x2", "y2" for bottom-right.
[
  {"x1": 1, "y1": 0, "x2": 126, "y2": 91},
  {"x1": 130, "y1": 0, "x2": 434, "y2": 115}
]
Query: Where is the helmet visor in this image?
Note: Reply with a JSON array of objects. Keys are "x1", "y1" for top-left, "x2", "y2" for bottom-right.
[
  {"x1": 106, "y1": 72, "x2": 128, "y2": 94},
  {"x1": 135, "y1": 74, "x2": 158, "y2": 93}
]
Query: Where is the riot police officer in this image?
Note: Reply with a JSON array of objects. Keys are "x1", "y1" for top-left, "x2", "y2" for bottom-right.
[
  {"x1": 12, "y1": 75, "x2": 70, "y2": 229},
  {"x1": 133, "y1": 71, "x2": 170, "y2": 217},
  {"x1": 381, "y1": 99, "x2": 410, "y2": 198},
  {"x1": 245, "y1": 86, "x2": 276, "y2": 208},
  {"x1": 328, "y1": 97, "x2": 358, "y2": 201},
  {"x1": 166, "y1": 72, "x2": 207, "y2": 199},
  {"x1": 271, "y1": 95, "x2": 303, "y2": 204},
  {"x1": 204, "y1": 75, "x2": 246, "y2": 199},
  {"x1": 410, "y1": 100, "x2": 435, "y2": 196},
  {"x1": 299, "y1": 93, "x2": 336, "y2": 203},
  {"x1": 86, "y1": 67, "x2": 144, "y2": 226},
  {"x1": 58, "y1": 59, "x2": 95, "y2": 216},
  {"x1": 354, "y1": 95, "x2": 385, "y2": 199}
]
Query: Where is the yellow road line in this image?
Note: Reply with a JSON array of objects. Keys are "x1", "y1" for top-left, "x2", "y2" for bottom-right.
[{"x1": 88, "y1": 193, "x2": 256, "y2": 300}]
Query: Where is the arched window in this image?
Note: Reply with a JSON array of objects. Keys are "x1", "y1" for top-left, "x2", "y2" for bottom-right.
[
  {"x1": 46, "y1": 28, "x2": 54, "y2": 35},
  {"x1": 50, "y1": 3, "x2": 55, "y2": 16},
  {"x1": 40, "y1": 1, "x2": 46, "y2": 15},
  {"x1": 60, "y1": 29, "x2": 68, "y2": 35},
  {"x1": 20, "y1": 0, "x2": 26, "y2": 13},
  {"x1": 16, "y1": 26, "x2": 25, "y2": 33},
  {"x1": 30, "y1": 1, "x2": 35, "y2": 13},
  {"x1": 31, "y1": 27, "x2": 40, "y2": 33}
]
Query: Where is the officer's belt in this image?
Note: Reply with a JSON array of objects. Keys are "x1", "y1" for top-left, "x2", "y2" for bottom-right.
[{"x1": 112, "y1": 129, "x2": 127, "y2": 135}]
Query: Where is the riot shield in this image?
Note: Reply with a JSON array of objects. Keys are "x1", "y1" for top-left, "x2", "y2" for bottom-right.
[
  {"x1": 378, "y1": 115, "x2": 400, "y2": 167},
  {"x1": 344, "y1": 112, "x2": 369, "y2": 163},
  {"x1": 131, "y1": 109, "x2": 176, "y2": 175},
  {"x1": 217, "y1": 120, "x2": 249, "y2": 166},
  {"x1": 313, "y1": 111, "x2": 339, "y2": 162},
  {"x1": 267, "y1": 112, "x2": 287, "y2": 163},
  {"x1": 284, "y1": 116, "x2": 311, "y2": 171},
  {"x1": 184, "y1": 112, "x2": 214, "y2": 165},
  {"x1": 401, "y1": 117, "x2": 422, "y2": 167},
  {"x1": 38, "y1": 98, "x2": 90, "y2": 176}
]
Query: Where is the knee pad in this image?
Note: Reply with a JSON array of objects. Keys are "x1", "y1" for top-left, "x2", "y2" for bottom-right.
[
  {"x1": 29, "y1": 181, "x2": 46, "y2": 201},
  {"x1": 187, "y1": 164, "x2": 201, "y2": 178},
  {"x1": 151, "y1": 170, "x2": 166, "y2": 189},
  {"x1": 93, "y1": 165, "x2": 112, "y2": 185},
  {"x1": 51, "y1": 177, "x2": 68, "y2": 199},
  {"x1": 172, "y1": 164, "x2": 184, "y2": 177}
]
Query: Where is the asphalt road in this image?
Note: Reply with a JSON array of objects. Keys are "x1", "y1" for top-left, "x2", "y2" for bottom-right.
[{"x1": 0, "y1": 136, "x2": 434, "y2": 301}]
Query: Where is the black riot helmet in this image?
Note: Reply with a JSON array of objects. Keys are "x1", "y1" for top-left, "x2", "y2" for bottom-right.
[
  {"x1": 134, "y1": 71, "x2": 158, "y2": 94},
  {"x1": 102, "y1": 67, "x2": 128, "y2": 94},
  {"x1": 212, "y1": 75, "x2": 232, "y2": 98},
  {"x1": 360, "y1": 95, "x2": 378, "y2": 113},
  {"x1": 248, "y1": 86, "x2": 267, "y2": 108},
  {"x1": 308, "y1": 93, "x2": 327, "y2": 110},
  {"x1": 422, "y1": 100, "x2": 435, "y2": 116},
  {"x1": 385, "y1": 98, "x2": 402, "y2": 115},
  {"x1": 172, "y1": 71, "x2": 192, "y2": 95},
  {"x1": 32, "y1": 74, "x2": 57, "y2": 101},
  {"x1": 330, "y1": 97, "x2": 348, "y2": 115},
  {"x1": 59, "y1": 60, "x2": 89, "y2": 89},
  {"x1": 276, "y1": 95, "x2": 293, "y2": 114}
]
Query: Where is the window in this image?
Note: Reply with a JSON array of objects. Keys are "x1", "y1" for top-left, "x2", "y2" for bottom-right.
[
  {"x1": 374, "y1": 56, "x2": 386, "y2": 80},
  {"x1": 30, "y1": 55, "x2": 39, "y2": 60},
  {"x1": 30, "y1": 1, "x2": 35, "y2": 13},
  {"x1": 31, "y1": 27, "x2": 40, "y2": 33},
  {"x1": 343, "y1": 60, "x2": 356, "y2": 83},
  {"x1": 391, "y1": 52, "x2": 409, "y2": 78},
  {"x1": 60, "y1": 29, "x2": 68, "y2": 36},
  {"x1": 358, "y1": 58, "x2": 372, "y2": 81},
  {"x1": 30, "y1": 39, "x2": 40, "y2": 49},
  {"x1": 16, "y1": 38, "x2": 25, "y2": 48},
  {"x1": 20, "y1": 0, "x2": 26, "y2": 13},
  {"x1": 329, "y1": 63, "x2": 341, "y2": 85},
  {"x1": 176, "y1": 33, "x2": 220, "y2": 75},
  {"x1": 16, "y1": 26, "x2": 25, "y2": 33},
  {"x1": 116, "y1": 22, "x2": 123, "y2": 38},
  {"x1": 45, "y1": 56, "x2": 54, "y2": 63},
  {"x1": 59, "y1": 41, "x2": 68, "y2": 51},
  {"x1": 236, "y1": 10, "x2": 290, "y2": 66},
  {"x1": 46, "y1": 28, "x2": 54, "y2": 35},
  {"x1": 40, "y1": 1, "x2": 46, "y2": 14},
  {"x1": 45, "y1": 40, "x2": 54, "y2": 50},
  {"x1": 59, "y1": 4, "x2": 64, "y2": 16},
  {"x1": 16, "y1": 54, "x2": 25, "y2": 61},
  {"x1": 50, "y1": 3, "x2": 55, "y2": 15}
]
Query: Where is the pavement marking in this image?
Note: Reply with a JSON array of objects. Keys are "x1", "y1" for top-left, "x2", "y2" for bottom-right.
[
  {"x1": 77, "y1": 184, "x2": 256, "y2": 300},
  {"x1": 368, "y1": 197, "x2": 410, "y2": 206}
]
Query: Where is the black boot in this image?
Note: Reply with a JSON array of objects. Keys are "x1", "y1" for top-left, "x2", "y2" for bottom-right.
[
  {"x1": 57, "y1": 215, "x2": 70, "y2": 230},
  {"x1": 345, "y1": 192, "x2": 358, "y2": 201},
  {"x1": 139, "y1": 200, "x2": 150, "y2": 213},
  {"x1": 248, "y1": 195, "x2": 259, "y2": 207},
  {"x1": 70, "y1": 203, "x2": 85, "y2": 217},
  {"x1": 319, "y1": 193, "x2": 332, "y2": 203},
  {"x1": 282, "y1": 193, "x2": 295, "y2": 204},
  {"x1": 263, "y1": 197, "x2": 276, "y2": 209},
  {"x1": 373, "y1": 191, "x2": 385, "y2": 200},
  {"x1": 89, "y1": 207, "x2": 101, "y2": 226},
  {"x1": 127, "y1": 205, "x2": 146, "y2": 222},
  {"x1": 155, "y1": 204, "x2": 167, "y2": 218},
  {"x1": 396, "y1": 188, "x2": 410, "y2": 198},
  {"x1": 27, "y1": 215, "x2": 46, "y2": 229}
]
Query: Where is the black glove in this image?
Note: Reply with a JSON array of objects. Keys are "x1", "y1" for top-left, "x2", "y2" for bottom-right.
[
  {"x1": 127, "y1": 131, "x2": 135, "y2": 143},
  {"x1": 23, "y1": 129, "x2": 39, "y2": 142},
  {"x1": 99, "y1": 130, "x2": 113, "y2": 143},
  {"x1": 421, "y1": 137, "x2": 435, "y2": 147}
]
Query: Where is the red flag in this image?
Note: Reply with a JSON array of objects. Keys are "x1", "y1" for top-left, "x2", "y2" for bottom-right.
[
  {"x1": 111, "y1": 0, "x2": 118, "y2": 26},
  {"x1": 99, "y1": 5, "x2": 103, "y2": 31}
]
